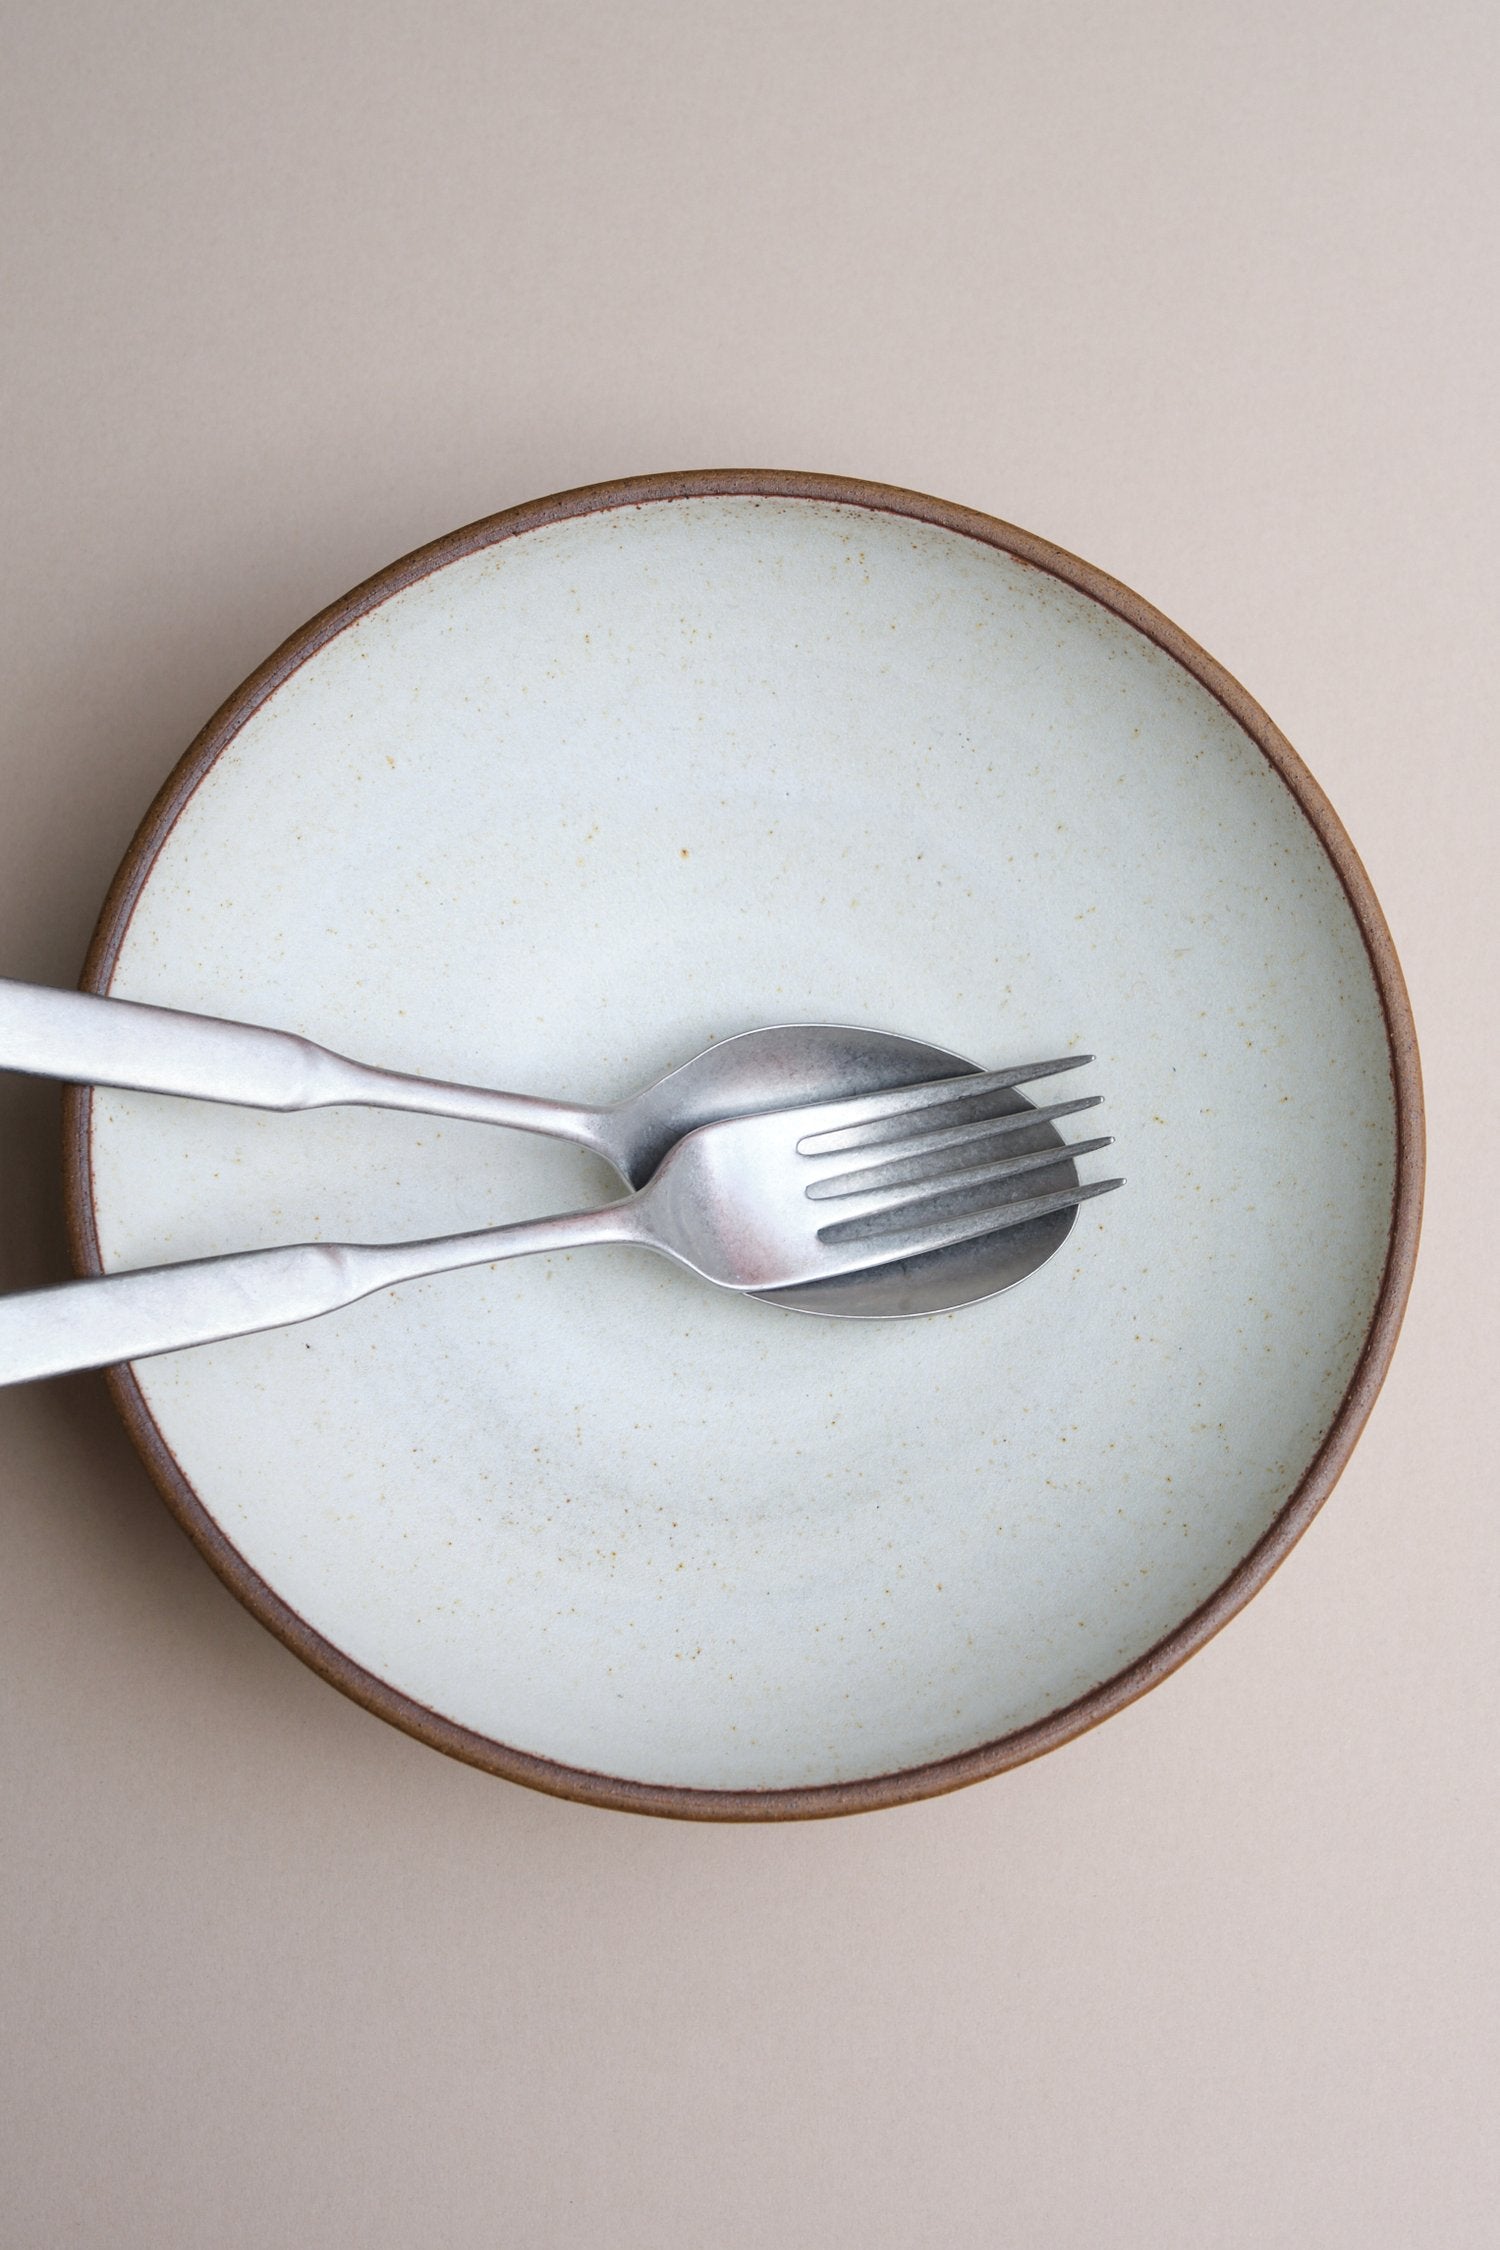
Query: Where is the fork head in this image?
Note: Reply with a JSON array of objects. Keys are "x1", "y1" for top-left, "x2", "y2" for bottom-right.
[{"x1": 637, "y1": 1055, "x2": 1123, "y2": 1294}]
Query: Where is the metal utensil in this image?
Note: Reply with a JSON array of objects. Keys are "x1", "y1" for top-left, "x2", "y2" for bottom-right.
[
  {"x1": 0, "y1": 979, "x2": 1098, "y2": 1316},
  {"x1": 0, "y1": 1072, "x2": 1121, "y2": 1386}
]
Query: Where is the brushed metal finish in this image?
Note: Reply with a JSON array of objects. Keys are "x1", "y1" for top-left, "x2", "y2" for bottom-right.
[
  {"x1": 0, "y1": 1074, "x2": 1120, "y2": 1384},
  {"x1": 0, "y1": 979, "x2": 1095, "y2": 1316}
]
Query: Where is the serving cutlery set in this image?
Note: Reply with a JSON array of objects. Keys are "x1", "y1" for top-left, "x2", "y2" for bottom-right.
[{"x1": 0, "y1": 977, "x2": 1120, "y2": 1386}]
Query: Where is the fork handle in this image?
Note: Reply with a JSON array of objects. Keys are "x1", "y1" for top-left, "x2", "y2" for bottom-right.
[
  {"x1": 0, "y1": 1205, "x2": 641, "y2": 1387},
  {"x1": 0, "y1": 979, "x2": 608, "y2": 1149}
]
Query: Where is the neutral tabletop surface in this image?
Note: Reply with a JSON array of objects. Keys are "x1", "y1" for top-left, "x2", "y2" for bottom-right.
[{"x1": 1, "y1": 5, "x2": 1494, "y2": 2245}]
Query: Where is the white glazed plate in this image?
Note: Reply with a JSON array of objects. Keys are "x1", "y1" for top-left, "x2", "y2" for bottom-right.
[{"x1": 69, "y1": 474, "x2": 1421, "y2": 1818}]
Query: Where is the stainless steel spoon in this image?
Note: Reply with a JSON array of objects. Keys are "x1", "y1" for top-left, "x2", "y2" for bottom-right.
[
  {"x1": 0, "y1": 1071, "x2": 1121, "y2": 1387},
  {"x1": 0, "y1": 979, "x2": 1099, "y2": 1317}
]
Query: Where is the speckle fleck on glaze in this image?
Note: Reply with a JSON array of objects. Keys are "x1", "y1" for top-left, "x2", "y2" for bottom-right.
[{"x1": 92, "y1": 496, "x2": 1395, "y2": 1790}]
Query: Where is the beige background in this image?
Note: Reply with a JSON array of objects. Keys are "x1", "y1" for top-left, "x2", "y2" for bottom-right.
[{"x1": 0, "y1": 3, "x2": 1494, "y2": 2243}]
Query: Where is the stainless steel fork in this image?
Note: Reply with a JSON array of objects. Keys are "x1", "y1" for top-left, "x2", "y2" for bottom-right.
[{"x1": 0, "y1": 1070, "x2": 1122, "y2": 1385}]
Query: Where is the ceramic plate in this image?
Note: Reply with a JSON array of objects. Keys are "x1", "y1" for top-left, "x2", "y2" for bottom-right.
[{"x1": 67, "y1": 473, "x2": 1421, "y2": 1818}]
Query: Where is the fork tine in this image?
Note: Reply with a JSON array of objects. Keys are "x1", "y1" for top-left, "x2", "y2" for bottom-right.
[
  {"x1": 802, "y1": 1096, "x2": 1103, "y2": 1193},
  {"x1": 809, "y1": 1135, "x2": 1113, "y2": 1215},
  {"x1": 795, "y1": 1055, "x2": 1093, "y2": 1155},
  {"x1": 815, "y1": 1177, "x2": 1123, "y2": 1269}
]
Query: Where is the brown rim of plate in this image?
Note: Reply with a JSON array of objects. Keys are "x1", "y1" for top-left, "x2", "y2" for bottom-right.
[{"x1": 61, "y1": 468, "x2": 1425, "y2": 1822}]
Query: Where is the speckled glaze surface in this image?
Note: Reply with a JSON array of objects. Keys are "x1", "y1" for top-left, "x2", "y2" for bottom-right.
[{"x1": 68, "y1": 474, "x2": 1421, "y2": 1817}]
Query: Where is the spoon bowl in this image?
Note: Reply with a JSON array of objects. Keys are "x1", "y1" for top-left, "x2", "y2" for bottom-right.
[{"x1": 627, "y1": 1025, "x2": 1085, "y2": 1317}]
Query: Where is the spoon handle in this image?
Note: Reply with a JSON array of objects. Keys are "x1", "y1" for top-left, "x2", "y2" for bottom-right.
[
  {"x1": 0, "y1": 979, "x2": 606, "y2": 1148},
  {"x1": 0, "y1": 1204, "x2": 642, "y2": 1387}
]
